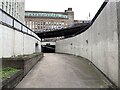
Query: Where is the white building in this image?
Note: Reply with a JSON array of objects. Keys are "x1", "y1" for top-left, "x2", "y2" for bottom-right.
[{"x1": 0, "y1": 0, "x2": 25, "y2": 23}]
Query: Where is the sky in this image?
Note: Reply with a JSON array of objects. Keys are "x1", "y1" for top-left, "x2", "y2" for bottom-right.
[{"x1": 25, "y1": 0, "x2": 105, "y2": 20}]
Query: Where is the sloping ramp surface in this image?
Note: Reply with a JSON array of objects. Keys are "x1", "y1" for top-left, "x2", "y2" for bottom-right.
[{"x1": 15, "y1": 53, "x2": 111, "y2": 88}]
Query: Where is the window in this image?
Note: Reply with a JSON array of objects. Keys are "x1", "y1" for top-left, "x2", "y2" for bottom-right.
[
  {"x1": 2, "y1": 2, "x2": 4, "y2": 9},
  {"x1": 46, "y1": 22, "x2": 48, "y2": 25},
  {"x1": 41, "y1": 22, "x2": 43, "y2": 25},
  {"x1": 9, "y1": 3, "x2": 11, "y2": 14},
  {"x1": 43, "y1": 22, "x2": 45, "y2": 25},
  {"x1": 26, "y1": 21, "x2": 27, "y2": 25},
  {"x1": 62, "y1": 22, "x2": 64, "y2": 25},
  {"x1": 37, "y1": 23, "x2": 40, "y2": 29},
  {"x1": 33, "y1": 22, "x2": 35, "y2": 30},
  {"x1": 12, "y1": 8, "x2": 14, "y2": 16},
  {"x1": 49, "y1": 22, "x2": 51, "y2": 25},
  {"x1": 29, "y1": 21, "x2": 32, "y2": 29},
  {"x1": 54, "y1": 22, "x2": 56, "y2": 25},
  {"x1": 6, "y1": 4, "x2": 8, "y2": 12}
]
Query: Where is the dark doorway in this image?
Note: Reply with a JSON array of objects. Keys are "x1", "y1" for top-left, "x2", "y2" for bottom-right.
[{"x1": 41, "y1": 45, "x2": 55, "y2": 53}]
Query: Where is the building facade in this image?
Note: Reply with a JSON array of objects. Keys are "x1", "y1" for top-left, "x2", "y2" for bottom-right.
[
  {"x1": 0, "y1": 0, "x2": 25, "y2": 23},
  {"x1": 25, "y1": 8, "x2": 74, "y2": 32},
  {"x1": 74, "y1": 20, "x2": 91, "y2": 26}
]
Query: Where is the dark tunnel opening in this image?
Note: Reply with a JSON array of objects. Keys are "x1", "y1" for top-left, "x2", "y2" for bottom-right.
[{"x1": 41, "y1": 45, "x2": 55, "y2": 53}]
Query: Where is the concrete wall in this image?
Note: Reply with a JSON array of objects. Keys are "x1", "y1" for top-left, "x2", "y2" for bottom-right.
[
  {"x1": 0, "y1": 25, "x2": 2, "y2": 59},
  {"x1": 56, "y1": 1, "x2": 119, "y2": 87},
  {"x1": 0, "y1": 19, "x2": 2, "y2": 90},
  {"x1": 117, "y1": 1, "x2": 120, "y2": 87},
  {"x1": 0, "y1": 24, "x2": 41, "y2": 58}
]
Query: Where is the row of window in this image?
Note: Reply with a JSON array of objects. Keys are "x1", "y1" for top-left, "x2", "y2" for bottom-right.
[
  {"x1": 26, "y1": 21, "x2": 67, "y2": 26},
  {"x1": 26, "y1": 21, "x2": 68, "y2": 31},
  {"x1": 25, "y1": 12, "x2": 68, "y2": 19}
]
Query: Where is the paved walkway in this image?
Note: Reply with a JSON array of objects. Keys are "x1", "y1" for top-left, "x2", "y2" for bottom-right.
[{"x1": 16, "y1": 53, "x2": 110, "y2": 88}]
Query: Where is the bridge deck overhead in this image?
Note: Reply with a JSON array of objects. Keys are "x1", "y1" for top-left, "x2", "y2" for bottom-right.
[{"x1": 35, "y1": 24, "x2": 89, "y2": 38}]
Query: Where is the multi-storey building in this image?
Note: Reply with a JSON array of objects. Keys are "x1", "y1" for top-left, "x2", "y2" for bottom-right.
[
  {"x1": 25, "y1": 8, "x2": 74, "y2": 32},
  {"x1": 0, "y1": 0, "x2": 25, "y2": 23}
]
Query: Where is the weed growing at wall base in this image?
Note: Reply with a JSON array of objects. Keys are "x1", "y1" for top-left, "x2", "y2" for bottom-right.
[{"x1": 0, "y1": 67, "x2": 19, "y2": 80}]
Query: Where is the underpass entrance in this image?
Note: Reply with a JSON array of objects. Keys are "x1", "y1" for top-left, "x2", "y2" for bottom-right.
[{"x1": 41, "y1": 42, "x2": 55, "y2": 53}]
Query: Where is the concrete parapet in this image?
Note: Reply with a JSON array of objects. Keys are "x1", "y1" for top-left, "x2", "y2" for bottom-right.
[
  {"x1": 2, "y1": 70, "x2": 24, "y2": 90},
  {"x1": 1, "y1": 52, "x2": 43, "y2": 89},
  {"x1": 0, "y1": 24, "x2": 41, "y2": 57},
  {"x1": 2, "y1": 53, "x2": 43, "y2": 75}
]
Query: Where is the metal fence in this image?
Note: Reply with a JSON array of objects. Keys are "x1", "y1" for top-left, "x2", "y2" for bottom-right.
[{"x1": 0, "y1": 9, "x2": 40, "y2": 41}]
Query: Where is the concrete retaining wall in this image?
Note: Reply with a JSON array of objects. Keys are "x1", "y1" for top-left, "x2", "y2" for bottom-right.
[
  {"x1": 2, "y1": 53, "x2": 43, "y2": 76},
  {"x1": 0, "y1": 24, "x2": 41, "y2": 57},
  {"x1": 56, "y1": 1, "x2": 119, "y2": 87},
  {"x1": 0, "y1": 23, "x2": 2, "y2": 90},
  {"x1": 0, "y1": 25, "x2": 2, "y2": 59}
]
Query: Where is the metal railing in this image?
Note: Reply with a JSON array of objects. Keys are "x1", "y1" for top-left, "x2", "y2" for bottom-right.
[{"x1": 0, "y1": 9, "x2": 40, "y2": 41}]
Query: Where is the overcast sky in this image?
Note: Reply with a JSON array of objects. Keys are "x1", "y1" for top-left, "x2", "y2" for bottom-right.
[{"x1": 25, "y1": 0, "x2": 105, "y2": 20}]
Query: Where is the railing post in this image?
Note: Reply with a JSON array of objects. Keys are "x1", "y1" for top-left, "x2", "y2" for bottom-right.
[
  {"x1": 12, "y1": 19, "x2": 14, "y2": 28},
  {"x1": 21, "y1": 25, "x2": 23, "y2": 32}
]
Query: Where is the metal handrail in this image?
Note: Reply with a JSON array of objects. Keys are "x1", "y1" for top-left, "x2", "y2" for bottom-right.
[{"x1": 0, "y1": 8, "x2": 40, "y2": 41}]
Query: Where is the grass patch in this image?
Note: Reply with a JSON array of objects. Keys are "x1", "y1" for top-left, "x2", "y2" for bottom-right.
[{"x1": 0, "y1": 67, "x2": 19, "y2": 80}]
